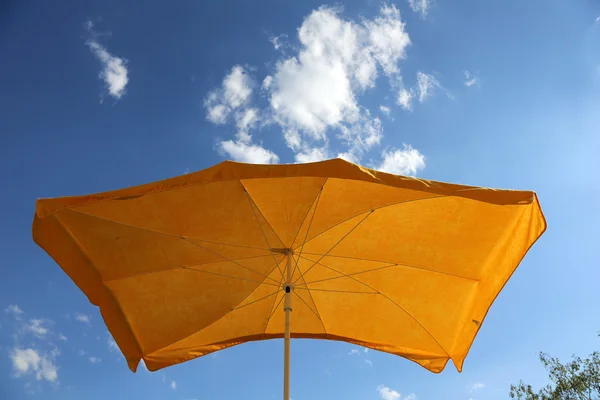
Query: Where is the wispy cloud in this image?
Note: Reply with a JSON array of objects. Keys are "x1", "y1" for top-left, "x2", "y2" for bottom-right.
[
  {"x1": 10, "y1": 348, "x2": 58, "y2": 383},
  {"x1": 88, "y1": 356, "x2": 102, "y2": 364},
  {"x1": 365, "y1": 359, "x2": 373, "y2": 366},
  {"x1": 469, "y1": 382, "x2": 485, "y2": 392},
  {"x1": 204, "y1": 3, "x2": 427, "y2": 171},
  {"x1": 378, "y1": 385, "x2": 401, "y2": 400},
  {"x1": 84, "y1": 21, "x2": 129, "y2": 101},
  {"x1": 348, "y1": 349, "x2": 360, "y2": 355},
  {"x1": 205, "y1": 66, "x2": 279, "y2": 164},
  {"x1": 74, "y1": 313, "x2": 91, "y2": 325},
  {"x1": 377, "y1": 385, "x2": 416, "y2": 400},
  {"x1": 25, "y1": 319, "x2": 48, "y2": 338},
  {"x1": 5, "y1": 304, "x2": 24, "y2": 316},
  {"x1": 463, "y1": 70, "x2": 478, "y2": 87},
  {"x1": 416, "y1": 72, "x2": 441, "y2": 103},
  {"x1": 397, "y1": 88, "x2": 415, "y2": 111},
  {"x1": 378, "y1": 144, "x2": 426, "y2": 176},
  {"x1": 270, "y1": 34, "x2": 288, "y2": 50},
  {"x1": 379, "y1": 105, "x2": 391, "y2": 117},
  {"x1": 408, "y1": 0, "x2": 431, "y2": 17},
  {"x1": 170, "y1": 380, "x2": 177, "y2": 390},
  {"x1": 58, "y1": 333, "x2": 67, "y2": 342}
]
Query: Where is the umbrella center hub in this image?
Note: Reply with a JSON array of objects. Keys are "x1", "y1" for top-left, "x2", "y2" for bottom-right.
[
  {"x1": 283, "y1": 283, "x2": 295, "y2": 293},
  {"x1": 270, "y1": 247, "x2": 294, "y2": 255}
]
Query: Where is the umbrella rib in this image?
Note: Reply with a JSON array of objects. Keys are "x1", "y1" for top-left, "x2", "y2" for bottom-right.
[
  {"x1": 181, "y1": 237, "x2": 280, "y2": 284},
  {"x1": 101, "y1": 254, "x2": 280, "y2": 283},
  {"x1": 261, "y1": 260, "x2": 287, "y2": 338},
  {"x1": 292, "y1": 290, "x2": 328, "y2": 335},
  {"x1": 237, "y1": 180, "x2": 286, "y2": 248},
  {"x1": 299, "y1": 258, "x2": 452, "y2": 360},
  {"x1": 232, "y1": 289, "x2": 282, "y2": 311},
  {"x1": 293, "y1": 256, "x2": 394, "y2": 289},
  {"x1": 289, "y1": 178, "x2": 328, "y2": 250},
  {"x1": 298, "y1": 253, "x2": 478, "y2": 283},
  {"x1": 292, "y1": 195, "x2": 447, "y2": 252},
  {"x1": 263, "y1": 291, "x2": 286, "y2": 337},
  {"x1": 147, "y1": 277, "x2": 282, "y2": 358},
  {"x1": 68, "y1": 209, "x2": 271, "y2": 251},
  {"x1": 295, "y1": 287, "x2": 377, "y2": 294},
  {"x1": 290, "y1": 185, "x2": 324, "y2": 283},
  {"x1": 292, "y1": 210, "x2": 373, "y2": 285},
  {"x1": 239, "y1": 181, "x2": 285, "y2": 279},
  {"x1": 182, "y1": 267, "x2": 280, "y2": 286}
]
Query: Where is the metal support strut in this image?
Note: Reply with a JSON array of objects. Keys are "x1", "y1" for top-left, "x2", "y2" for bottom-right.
[{"x1": 283, "y1": 249, "x2": 293, "y2": 400}]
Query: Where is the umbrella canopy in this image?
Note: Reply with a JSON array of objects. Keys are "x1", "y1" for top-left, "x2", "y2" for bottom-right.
[{"x1": 32, "y1": 158, "x2": 546, "y2": 378}]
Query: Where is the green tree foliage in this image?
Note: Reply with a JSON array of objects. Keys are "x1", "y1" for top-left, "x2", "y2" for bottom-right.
[{"x1": 510, "y1": 333, "x2": 599, "y2": 400}]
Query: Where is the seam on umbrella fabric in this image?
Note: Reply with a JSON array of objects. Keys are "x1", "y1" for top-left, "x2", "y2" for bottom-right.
[
  {"x1": 237, "y1": 180, "x2": 287, "y2": 249},
  {"x1": 181, "y1": 237, "x2": 280, "y2": 284},
  {"x1": 288, "y1": 178, "x2": 328, "y2": 251},
  {"x1": 293, "y1": 195, "x2": 448, "y2": 253},
  {"x1": 290, "y1": 185, "x2": 325, "y2": 283},
  {"x1": 240, "y1": 180, "x2": 286, "y2": 279},
  {"x1": 293, "y1": 211, "x2": 373, "y2": 285},
  {"x1": 69, "y1": 208, "x2": 271, "y2": 250},
  {"x1": 308, "y1": 256, "x2": 453, "y2": 361},
  {"x1": 54, "y1": 215, "x2": 144, "y2": 360},
  {"x1": 102, "y1": 254, "x2": 283, "y2": 284},
  {"x1": 299, "y1": 253, "x2": 479, "y2": 283}
]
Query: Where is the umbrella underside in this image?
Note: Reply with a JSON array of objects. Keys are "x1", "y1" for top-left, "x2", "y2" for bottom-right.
[{"x1": 32, "y1": 159, "x2": 546, "y2": 374}]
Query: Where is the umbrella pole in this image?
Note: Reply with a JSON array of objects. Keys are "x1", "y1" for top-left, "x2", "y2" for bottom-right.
[{"x1": 283, "y1": 250, "x2": 293, "y2": 400}]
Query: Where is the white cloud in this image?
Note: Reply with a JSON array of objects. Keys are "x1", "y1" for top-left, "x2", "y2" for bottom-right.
[
  {"x1": 270, "y1": 34, "x2": 288, "y2": 50},
  {"x1": 365, "y1": 359, "x2": 373, "y2": 366},
  {"x1": 26, "y1": 319, "x2": 48, "y2": 337},
  {"x1": 219, "y1": 140, "x2": 279, "y2": 164},
  {"x1": 408, "y1": 0, "x2": 431, "y2": 17},
  {"x1": 379, "y1": 105, "x2": 391, "y2": 116},
  {"x1": 378, "y1": 385, "x2": 401, "y2": 400},
  {"x1": 464, "y1": 70, "x2": 478, "y2": 87},
  {"x1": 348, "y1": 349, "x2": 360, "y2": 355},
  {"x1": 295, "y1": 147, "x2": 329, "y2": 163},
  {"x1": 398, "y1": 88, "x2": 414, "y2": 110},
  {"x1": 205, "y1": 66, "x2": 254, "y2": 125},
  {"x1": 205, "y1": 66, "x2": 279, "y2": 163},
  {"x1": 74, "y1": 313, "x2": 91, "y2": 325},
  {"x1": 416, "y1": 72, "x2": 441, "y2": 103},
  {"x1": 364, "y1": 347, "x2": 369, "y2": 353},
  {"x1": 405, "y1": 395, "x2": 417, "y2": 400},
  {"x1": 10, "y1": 348, "x2": 58, "y2": 382},
  {"x1": 470, "y1": 382, "x2": 485, "y2": 391},
  {"x1": 86, "y1": 40, "x2": 129, "y2": 100},
  {"x1": 88, "y1": 356, "x2": 102, "y2": 363},
  {"x1": 58, "y1": 334, "x2": 67, "y2": 342},
  {"x1": 262, "y1": 75, "x2": 273, "y2": 91},
  {"x1": 205, "y1": 3, "x2": 428, "y2": 172},
  {"x1": 267, "y1": 4, "x2": 410, "y2": 144},
  {"x1": 171, "y1": 380, "x2": 177, "y2": 390},
  {"x1": 5, "y1": 304, "x2": 24, "y2": 316},
  {"x1": 595, "y1": 16, "x2": 600, "y2": 23},
  {"x1": 378, "y1": 145, "x2": 426, "y2": 176}
]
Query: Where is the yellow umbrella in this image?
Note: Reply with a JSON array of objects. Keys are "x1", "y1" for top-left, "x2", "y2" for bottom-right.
[{"x1": 32, "y1": 159, "x2": 545, "y2": 399}]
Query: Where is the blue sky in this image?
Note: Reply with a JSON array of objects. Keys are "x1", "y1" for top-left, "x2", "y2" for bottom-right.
[{"x1": 1, "y1": 0, "x2": 600, "y2": 399}]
